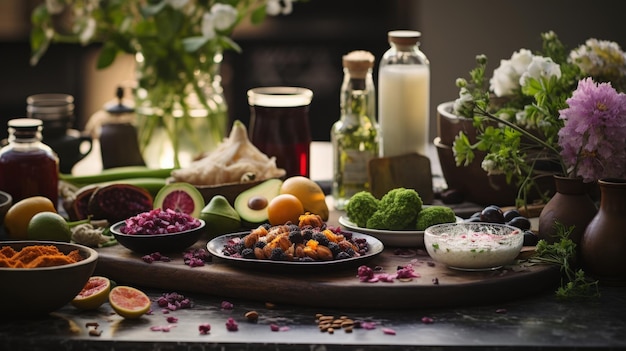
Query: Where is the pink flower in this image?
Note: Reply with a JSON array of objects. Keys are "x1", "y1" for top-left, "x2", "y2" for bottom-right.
[{"x1": 558, "y1": 77, "x2": 626, "y2": 182}]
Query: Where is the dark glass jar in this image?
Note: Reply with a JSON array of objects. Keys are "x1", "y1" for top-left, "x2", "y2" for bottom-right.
[
  {"x1": 247, "y1": 87, "x2": 313, "y2": 178},
  {"x1": 0, "y1": 119, "x2": 59, "y2": 207}
]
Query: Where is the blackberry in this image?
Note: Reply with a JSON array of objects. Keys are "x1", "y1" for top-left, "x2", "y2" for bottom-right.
[
  {"x1": 287, "y1": 223, "x2": 300, "y2": 232},
  {"x1": 312, "y1": 232, "x2": 330, "y2": 246},
  {"x1": 232, "y1": 242, "x2": 245, "y2": 254},
  {"x1": 241, "y1": 248, "x2": 255, "y2": 259},
  {"x1": 301, "y1": 227, "x2": 315, "y2": 241},
  {"x1": 254, "y1": 241, "x2": 266, "y2": 249},
  {"x1": 288, "y1": 230, "x2": 304, "y2": 244},
  {"x1": 327, "y1": 242, "x2": 341, "y2": 257},
  {"x1": 336, "y1": 251, "x2": 351, "y2": 260},
  {"x1": 345, "y1": 247, "x2": 356, "y2": 257},
  {"x1": 269, "y1": 247, "x2": 286, "y2": 261},
  {"x1": 261, "y1": 223, "x2": 272, "y2": 230},
  {"x1": 299, "y1": 256, "x2": 315, "y2": 262}
]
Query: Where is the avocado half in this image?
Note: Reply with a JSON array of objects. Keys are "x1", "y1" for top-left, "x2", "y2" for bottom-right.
[{"x1": 234, "y1": 178, "x2": 283, "y2": 224}]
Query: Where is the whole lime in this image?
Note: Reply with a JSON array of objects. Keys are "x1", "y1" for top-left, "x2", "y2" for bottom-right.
[{"x1": 27, "y1": 211, "x2": 72, "y2": 242}]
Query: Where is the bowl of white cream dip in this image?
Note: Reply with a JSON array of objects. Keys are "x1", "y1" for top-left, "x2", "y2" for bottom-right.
[{"x1": 424, "y1": 222, "x2": 524, "y2": 271}]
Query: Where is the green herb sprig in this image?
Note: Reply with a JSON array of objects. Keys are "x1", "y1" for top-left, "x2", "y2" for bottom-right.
[{"x1": 528, "y1": 222, "x2": 599, "y2": 299}]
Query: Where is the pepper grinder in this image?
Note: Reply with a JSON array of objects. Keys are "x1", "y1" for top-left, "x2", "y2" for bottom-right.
[{"x1": 86, "y1": 86, "x2": 145, "y2": 169}]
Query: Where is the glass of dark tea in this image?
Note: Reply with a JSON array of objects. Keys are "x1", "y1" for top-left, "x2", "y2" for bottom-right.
[{"x1": 247, "y1": 87, "x2": 313, "y2": 178}]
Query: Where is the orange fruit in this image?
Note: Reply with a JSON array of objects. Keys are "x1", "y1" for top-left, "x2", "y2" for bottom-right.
[
  {"x1": 71, "y1": 276, "x2": 111, "y2": 310},
  {"x1": 4, "y1": 196, "x2": 56, "y2": 239},
  {"x1": 267, "y1": 194, "x2": 304, "y2": 225},
  {"x1": 109, "y1": 286, "x2": 151, "y2": 319},
  {"x1": 279, "y1": 176, "x2": 329, "y2": 220}
]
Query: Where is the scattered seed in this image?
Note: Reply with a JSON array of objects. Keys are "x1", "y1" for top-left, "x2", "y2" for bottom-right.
[
  {"x1": 432, "y1": 277, "x2": 439, "y2": 285},
  {"x1": 340, "y1": 319, "x2": 354, "y2": 328},
  {"x1": 327, "y1": 327, "x2": 334, "y2": 334},
  {"x1": 85, "y1": 322, "x2": 99, "y2": 328},
  {"x1": 496, "y1": 308, "x2": 507, "y2": 314},
  {"x1": 88, "y1": 329, "x2": 102, "y2": 337},
  {"x1": 245, "y1": 310, "x2": 259, "y2": 322}
]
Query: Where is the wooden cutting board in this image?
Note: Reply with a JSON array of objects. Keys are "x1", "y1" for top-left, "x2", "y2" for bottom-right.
[
  {"x1": 368, "y1": 153, "x2": 434, "y2": 203},
  {"x1": 94, "y1": 238, "x2": 559, "y2": 310}
]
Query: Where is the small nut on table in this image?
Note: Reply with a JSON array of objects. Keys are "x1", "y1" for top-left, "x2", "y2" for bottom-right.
[{"x1": 245, "y1": 310, "x2": 259, "y2": 322}]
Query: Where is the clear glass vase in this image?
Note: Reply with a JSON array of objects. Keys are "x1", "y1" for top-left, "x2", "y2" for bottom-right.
[{"x1": 134, "y1": 52, "x2": 228, "y2": 169}]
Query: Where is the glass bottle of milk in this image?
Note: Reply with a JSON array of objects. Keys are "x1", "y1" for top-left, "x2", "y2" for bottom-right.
[{"x1": 378, "y1": 30, "x2": 430, "y2": 158}]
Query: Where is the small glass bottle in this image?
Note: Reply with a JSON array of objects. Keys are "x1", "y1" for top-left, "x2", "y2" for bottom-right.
[
  {"x1": 378, "y1": 30, "x2": 430, "y2": 158},
  {"x1": 331, "y1": 50, "x2": 379, "y2": 210},
  {"x1": 0, "y1": 118, "x2": 59, "y2": 206}
]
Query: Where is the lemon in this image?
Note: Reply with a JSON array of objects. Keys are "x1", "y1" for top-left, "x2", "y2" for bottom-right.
[
  {"x1": 279, "y1": 176, "x2": 329, "y2": 220},
  {"x1": 4, "y1": 196, "x2": 56, "y2": 239},
  {"x1": 27, "y1": 211, "x2": 72, "y2": 242},
  {"x1": 71, "y1": 276, "x2": 111, "y2": 310},
  {"x1": 109, "y1": 286, "x2": 151, "y2": 319}
]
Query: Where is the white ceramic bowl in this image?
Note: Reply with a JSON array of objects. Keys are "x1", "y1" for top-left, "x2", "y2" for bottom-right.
[{"x1": 424, "y1": 222, "x2": 524, "y2": 271}]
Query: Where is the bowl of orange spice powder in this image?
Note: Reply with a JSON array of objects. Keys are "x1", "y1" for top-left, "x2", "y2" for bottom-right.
[{"x1": 0, "y1": 241, "x2": 98, "y2": 316}]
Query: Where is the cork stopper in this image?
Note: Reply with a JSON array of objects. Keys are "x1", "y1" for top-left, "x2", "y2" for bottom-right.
[
  {"x1": 388, "y1": 30, "x2": 421, "y2": 47},
  {"x1": 342, "y1": 50, "x2": 375, "y2": 79}
]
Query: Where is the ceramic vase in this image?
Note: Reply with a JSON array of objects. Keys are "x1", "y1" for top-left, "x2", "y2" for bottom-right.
[
  {"x1": 581, "y1": 178, "x2": 626, "y2": 285},
  {"x1": 538, "y1": 176, "x2": 598, "y2": 247},
  {"x1": 134, "y1": 52, "x2": 228, "y2": 169}
]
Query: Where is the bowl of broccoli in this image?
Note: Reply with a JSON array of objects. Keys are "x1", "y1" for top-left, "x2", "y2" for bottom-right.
[{"x1": 340, "y1": 188, "x2": 460, "y2": 247}]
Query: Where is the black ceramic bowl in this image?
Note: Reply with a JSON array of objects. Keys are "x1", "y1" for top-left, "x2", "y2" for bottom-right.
[
  {"x1": 110, "y1": 219, "x2": 207, "y2": 254},
  {"x1": 0, "y1": 241, "x2": 98, "y2": 317}
]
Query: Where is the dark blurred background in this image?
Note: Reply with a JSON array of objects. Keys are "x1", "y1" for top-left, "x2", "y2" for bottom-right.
[{"x1": 1, "y1": 0, "x2": 625, "y2": 142}]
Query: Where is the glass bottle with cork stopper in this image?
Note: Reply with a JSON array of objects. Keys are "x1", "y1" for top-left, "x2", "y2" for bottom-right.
[
  {"x1": 331, "y1": 50, "x2": 380, "y2": 210},
  {"x1": 378, "y1": 30, "x2": 430, "y2": 158},
  {"x1": 0, "y1": 118, "x2": 59, "y2": 207}
]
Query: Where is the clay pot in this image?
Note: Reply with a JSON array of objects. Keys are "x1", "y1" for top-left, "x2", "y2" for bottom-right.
[
  {"x1": 538, "y1": 176, "x2": 598, "y2": 248},
  {"x1": 437, "y1": 101, "x2": 480, "y2": 146},
  {"x1": 581, "y1": 178, "x2": 626, "y2": 285},
  {"x1": 434, "y1": 137, "x2": 517, "y2": 206},
  {"x1": 435, "y1": 101, "x2": 517, "y2": 206}
]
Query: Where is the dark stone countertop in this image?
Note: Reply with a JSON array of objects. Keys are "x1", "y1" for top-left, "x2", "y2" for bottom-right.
[{"x1": 1, "y1": 283, "x2": 625, "y2": 351}]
